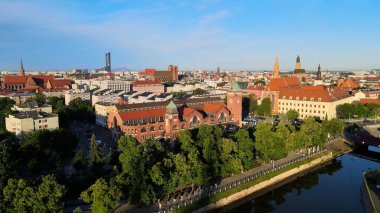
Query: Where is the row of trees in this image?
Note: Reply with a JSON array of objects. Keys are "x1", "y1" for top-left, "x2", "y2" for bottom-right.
[
  {"x1": 47, "y1": 97, "x2": 95, "y2": 128},
  {"x1": 81, "y1": 117, "x2": 344, "y2": 210},
  {"x1": 337, "y1": 102, "x2": 380, "y2": 119}
]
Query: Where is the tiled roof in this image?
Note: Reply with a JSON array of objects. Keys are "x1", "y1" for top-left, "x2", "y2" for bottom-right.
[
  {"x1": 247, "y1": 85, "x2": 265, "y2": 90},
  {"x1": 279, "y1": 86, "x2": 350, "y2": 102},
  {"x1": 49, "y1": 79, "x2": 72, "y2": 87},
  {"x1": 360, "y1": 98, "x2": 380, "y2": 104},
  {"x1": 203, "y1": 102, "x2": 226, "y2": 113},
  {"x1": 3, "y1": 76, "x2": 29, "y2": 84},
  {"x1": 119, "y1": 108, "x2": 166, "y2": 121},
  {"x1": 339, "y1": 78, "x2": 360, "y2": 89},
  {"x1": 266, "y1": 77, "x2": 300, "y2": 91}
]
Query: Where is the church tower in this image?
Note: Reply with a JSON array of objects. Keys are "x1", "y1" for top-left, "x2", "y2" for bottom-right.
[
  {"x1": 165, "y1": 100, "x2": 179, "y2": 137},
  {"x1": 19, "y1": 59, "x2": 25, "y2": 76},
  {"x1": 294, "y1": 55, "x2": 305, "y2": 74},
  {"x1": 227, "y1": 81, "x2": 243, "y2": 127},
  {"x1": 273, "y1": 56, "x2": 280, "y2": 78},
  {"x1": 316, "y1": 64, "x2": 322, "y2": 80}
]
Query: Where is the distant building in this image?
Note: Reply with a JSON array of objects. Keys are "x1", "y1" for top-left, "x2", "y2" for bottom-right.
[
  {"x1": 12, "y1": 102, "x2": 52, "y2": 113},
  {"x1": 65, "y1": 91, "x2": 91, "y2": 105},
  {"x1": 132, "y1": 80, "x2": 165, "y2": 94},
  {"x1": 294, "y1": 55, "x2": 306, "y2": 74},
  {"x1": 139, "y1": 65, "x2": 179, "y2": 82},
  {"x1": 105, "y1": 52, "x2": 111, "y2": 72}
]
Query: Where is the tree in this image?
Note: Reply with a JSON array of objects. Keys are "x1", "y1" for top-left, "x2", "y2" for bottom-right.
[
  {"x1": 218, "y1": 138, "x2": 242, "y2": 176},
  {"x1": 249, "y1": 94, "x2": 258, "y2": 115},
  {"x1": 89, "y1": 133, "x2": 102, "y2": 165},
  {"x1": 193, "y1": 88, "x2": 206, "y2": 96},
  {"x1": 234, "y1": 129, "x2": 255, "y2": 170},
  {"x1": 257, "y1": 98, "x2": 272, "y2": 117},
  {"x1": 299, "y1": 117, "x2": 327, "y2": 149},
  {"x1": 197, "y1": 125, "x2": 220, "y2": 177},
  {"x1": 2, "y1": 175, "x2": 65, "y2": 213},
  {"x1": 0, "y1": 130, "x2": 19, "y2": 192},
  {"x1": 0, "y1": 97, "x2": 16, "y2": 129},
  {"x1": 26, "y1": 92, "x2": 45, "y2": 104},
  {"x1": 34, "y1": 175, "x2": 66, "y2": 213},
  {"x1": 254, "y1": 123, "x2": 285, "y2": 161},
  {"x1": 285, "y1": 110, "x2": 299, "y2": 121},
  {"x1": 336, "y1": 103, "x2": 356, "y2": 119},
  {"x1": 322, "y1": 118, "x2": 345, "y2": 137},
  {"x1": 80, "y1": 178, "x2": 121, "y2": 213},
  {"x1": 72, "y1": 149, "x2": 88, "y2": 171}
]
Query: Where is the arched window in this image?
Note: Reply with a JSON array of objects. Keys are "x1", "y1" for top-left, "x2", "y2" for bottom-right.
[
  {"x1": 173, "y1": 125, "x2": 178, "y2": 130},
  {"x1": 159, "y1": 125, "x2": 164, "y2": 130},
  {"x1": 218, "y1": 112, "x2": 227, "y2": 123},
  {"x1": 181, "y1": 124, "x2": 186, "y2": 129},
  {"x1": 141, "y1": 127, "x2": 147, "y2": 133},
  {"x1": 190, "y1": 116, "x2": 200, "y2": 127},
  {"x1": 150, "y1": 126, "x2": 156, "y2": 132}
]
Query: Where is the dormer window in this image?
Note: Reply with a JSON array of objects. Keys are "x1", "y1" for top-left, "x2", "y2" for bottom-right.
[
  {"x1": 318, "y1": 98, "x2": 322, "y2": 102},
  {"x1": 310, "y1": 98, "x2": 314, "y2": 101},
  {"x1": 303, "y1": 97, "x2": 306, "y2": 101},
  {"x1": 296, "y1": 97, "x2": 299, "y2": 100},
  {"x1": 289, "y1": 96, "x2": 293, "y2": 100}
]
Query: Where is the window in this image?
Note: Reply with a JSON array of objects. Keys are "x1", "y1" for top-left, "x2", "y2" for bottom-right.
[
  {"x1": 190, "y1": 116, "x2": 200, "y2": 127},
  {"x1": 181, "y1": 124, "x2": 186, "y2": 129},
  {"x1": 218, "y1": 112, "x2": 227, "y2": 123},
  {"x1": 311, "y1": 98, "x2": 314, "y2": 101},
  {"x1": 150, "y1": 126, "x2": 155, "y2": 132},
  {"x1": 159, "y1": 125, "x2": 164, "y2": 130},
  {"x1": 173, "y1": 125, "x2": 178, "y2": 130},
  {"x1": 303, "y1": 97, "x2": 306, "y2": 101},
  {"x1": 141, "y1": 128, "x2": 147, "y2": 133}
]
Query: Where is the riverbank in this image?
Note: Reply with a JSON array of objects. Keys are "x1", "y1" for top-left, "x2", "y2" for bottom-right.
[
  {"x1": 362, "y1": 170, "x2": 380, "y2": 213},
  {"x1": 171, "y1": 139, "x2": 350, "y2": 213},
  {"x1": 191, "y1": 152, "x2": 333, "y2": 213}
]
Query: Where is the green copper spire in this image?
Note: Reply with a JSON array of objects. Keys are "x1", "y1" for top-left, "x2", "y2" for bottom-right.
[
  {"x1": 230, "y1": 81, "x2": 242, "y2": 92},
  {"x1": 166, "y1": 100, "x2": 178, "y2": 114}
]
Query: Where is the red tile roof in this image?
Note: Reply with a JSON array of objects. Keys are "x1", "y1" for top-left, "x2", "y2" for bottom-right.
[
  {"x1": 338, "y1": 78, "x2": 359, "y2": 89},
  {"x1": 182, "y1": 108, "x2": 196, "y2": 118},
  {"x1": 3, "y1": 76, "x2": 29, "y2": 84},
  {"x1": 360, "y1": 98, "x2": 380, "y2": 104},
  {"x1": 266, "y1": 77, "x2": 300, "y2": 91},
  {"x1": 279, "y1": 86, "x2": 350, "y2": 102},
  {"x1": 203, "y1": 102, "x2": 226, "y2": 113},
  {"x1": 247, "y1": 85, "x2": 265, "y2": 90},
  {"x1": 119, "y1": 108, "x2": 166, "y2": 121},
  {"x1": 48, "y1": 79, "x2": 72, "y2": 87}
]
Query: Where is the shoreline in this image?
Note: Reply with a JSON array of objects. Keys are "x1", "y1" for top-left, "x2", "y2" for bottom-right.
[{"x1": 193, "y1": 152, "x2": 334, "y2": 212}]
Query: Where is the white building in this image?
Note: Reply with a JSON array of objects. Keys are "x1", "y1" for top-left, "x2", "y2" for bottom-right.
[{"x1": 6, "y1": 110, "x2": 59, "y2": 135}]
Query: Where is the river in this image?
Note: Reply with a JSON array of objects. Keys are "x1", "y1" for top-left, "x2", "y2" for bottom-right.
[{"x1": 221, "y1": 147, "x2": 380, "y2": 213}]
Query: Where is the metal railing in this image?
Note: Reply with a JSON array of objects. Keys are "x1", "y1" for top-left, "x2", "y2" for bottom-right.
[{"x1": 158, "y1": 135, "x2": 344, "y2": 213}]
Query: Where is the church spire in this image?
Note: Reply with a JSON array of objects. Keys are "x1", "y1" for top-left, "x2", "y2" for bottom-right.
[
  {"x1": 19, "y1": 58, "x2": 25, "y2": 76},
  {"x1": 273, "y1": 56, "x2": 280, "y2": 78},
  {"x1": 316, "y1": 64, "x2": 322, "y2": 80}
]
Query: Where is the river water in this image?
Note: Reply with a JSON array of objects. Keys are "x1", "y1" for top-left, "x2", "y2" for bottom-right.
[{"x1": 222, "y1": 148, "x2": 380, "y2": 213}]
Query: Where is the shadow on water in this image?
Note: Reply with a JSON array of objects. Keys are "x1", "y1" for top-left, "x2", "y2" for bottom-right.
[{"x1": 216, "y1": 158, "x2": 343, "y2": 213}]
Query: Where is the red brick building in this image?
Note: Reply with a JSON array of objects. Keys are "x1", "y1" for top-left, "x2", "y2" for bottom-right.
[
  {"x1": 138, "y1": 65, "x2": 178, "y2": 82},
  {"x1": 107, "y1": 83, "x2": 242, "y2": 141}
]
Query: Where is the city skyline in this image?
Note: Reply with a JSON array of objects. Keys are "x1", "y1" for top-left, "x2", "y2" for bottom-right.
[{"x1": 1, "y1": 0, "x2": 380, "y2": 71}]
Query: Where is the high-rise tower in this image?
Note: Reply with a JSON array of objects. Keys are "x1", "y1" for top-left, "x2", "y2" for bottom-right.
[
  {"x1": 105, "y1": 52, "x2": 111, "y2": 72},
  {"x1": 273, "y1": 56, "x2": 280, "y2": 78},
  {"x1": 19, "y1": 59, "x2": 25, "y2": 76}
]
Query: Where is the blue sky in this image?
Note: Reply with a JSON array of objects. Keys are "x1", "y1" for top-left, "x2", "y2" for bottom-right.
[{"x1": 0, "y1": 0, "x2": 379, "y2": 71}]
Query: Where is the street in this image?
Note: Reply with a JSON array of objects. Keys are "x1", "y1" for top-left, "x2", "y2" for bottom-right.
[{"x1": 70, "y1": 121, "x2": 117, "y2": 159}]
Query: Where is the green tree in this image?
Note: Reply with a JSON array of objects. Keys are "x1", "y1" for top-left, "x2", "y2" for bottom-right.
[
  {"x1": 193, "y1": 88, "x2": 206, "y2": 96},
  {"x1": 2, "y1": 175, "x2": 65, "y2": 213},
  {"x1": 80, "y1": 178, "x2": 121, "y2": 213},
  {"x1": 322, "y1": 118, "x2": 345, "y2": 137},
  {"x1": 299, "y1": 117, "x2": 327, "y2": 149},
  {"x1": 0, "y1": 97, "x2": 16, "y2": 129},
  {"x1": 0, "y1": 130, "x2": 19, "y2": 192},
  {"x1": 218, "y1": 138, "x2": 242, "y2": 176},
  {"x1": 197, "y1": 125, "x2": 220, "y2": 177},
  {"x1": 254, "y1": 123, "x2": 285, "y2": 161},
  {"x1": 89, "y1": 133, "x2": 102, "y2": 165},
  {"x1": 72, "y1": 149, "x2": 88, "y2": 171},
  {"x1": 285, "y1": 109, "x2": 299, "y2": 121},
  {"x1": 257, "y1": 97, "x2": 272, "y2": 117},
  {"x1": 336, "y1": 103, "x2": 356, "y2": 119},
  {"x1": 234, "y1": 129, "x2": 255, "y2": 170},
  {"x1": 26, "y1": 92, "x2": 45, "y2": 103},
  {"x1": 249, "y1": 94, "x2": 258, "y2": 115}
]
